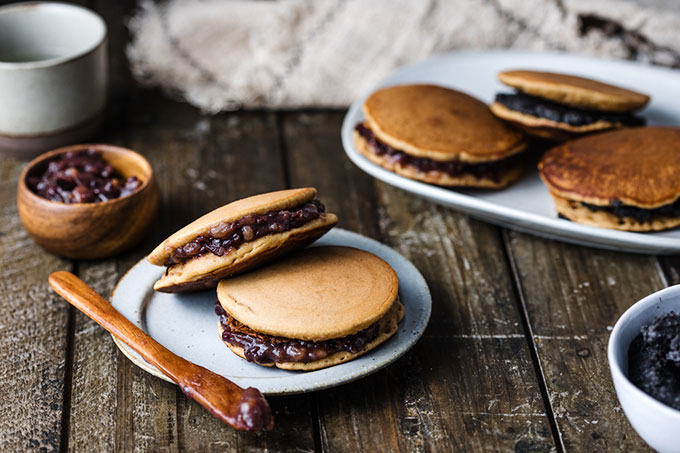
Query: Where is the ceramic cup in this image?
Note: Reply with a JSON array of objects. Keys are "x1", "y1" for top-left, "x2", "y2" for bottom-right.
[{"x1": 0, "y1": 2, "x2": 107, "y2": 158}]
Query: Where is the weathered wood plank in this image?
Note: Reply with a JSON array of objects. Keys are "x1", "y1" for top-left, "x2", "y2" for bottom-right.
[
  {"x1": 505, "y1": 230, "x2": 663, "y2": 451},
  {"x1": 658, "y1": 255, "x2": 680, "y2": 287},
  {"x1": 0, "y1": 158, "x2": 74, "y2": 451},
  {"x1": 282, "y1": 112, "x2": 380, "y2": 238},
  {"x1": 0, "y1": 1, "x2": 91, "y2": 450},
  {"x1": 282, "y1": 111, "x2": 555, "y2": 452}
]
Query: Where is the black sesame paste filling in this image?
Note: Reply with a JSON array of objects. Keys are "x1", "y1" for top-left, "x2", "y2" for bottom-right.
[
  {"x1": 165, "y1": 200, "x2": 325, "y2": 266},
  {"x1": 495, "y1": 92, "x2": 645, "y2": 127},
  {"x1": 355, "y1": 123, "x2": 518, "y2": 183},
  {"x1": 215, "y1": 302, "x2": 381, "y2": 364},
  {"x1": 581, "y1": 198, "x2": 680, "y2": 224},
  {"x1": 627, "y1": 311, "x2": 680, "y2": 411}
]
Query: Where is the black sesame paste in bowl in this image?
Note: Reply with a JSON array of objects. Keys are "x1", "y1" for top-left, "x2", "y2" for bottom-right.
[
  {"x1": 26, "y1": 149, "x2": 141, "y2": 203},
  {"x1": 627, "y1": 311, "x2": 680, "y2": 410}
]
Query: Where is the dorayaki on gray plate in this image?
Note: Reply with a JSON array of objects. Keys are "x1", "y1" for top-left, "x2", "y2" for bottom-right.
[
  {"x1": 147, "y1": 188, "x2": 337, "y2": 292},
  {"x1": 490, "y1": 70, "x2": 650, "y2": 141},
  {"x1": 215, "y1": 246, "x2": 404, "y2": 371}
]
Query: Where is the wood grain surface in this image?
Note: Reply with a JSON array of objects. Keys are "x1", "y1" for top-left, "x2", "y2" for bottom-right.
[
  {"x1": 0, "y1": 158, "x2": 73, "y2": 452},
  {"x1": 0, "y1": 1, "x2": 668, "y2": 451},
  {"x1": 505, "y1": 232, "x2": 661, "y2": 451}
]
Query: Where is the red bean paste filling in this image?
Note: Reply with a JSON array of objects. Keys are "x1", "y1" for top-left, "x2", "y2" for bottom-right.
[
  {"x1": 355, "y1": 123, "x2": 518, "y2": 182},
  {"x1": 628, "y1": 311, "x2": 680, "y2": 410},
  {"x1": 165, "y1": 200, "x2": 325, "y2": 266},
  {"x1": 26, "y1": 149, "x2": 142, "y2": 203},
  {"x1": 579, "y1": 198, "x2": 680, "y2": 224},
  {"x1": 215, "y1": 302, "x2": 381, "y2": 364},
  {"x1": 495, "y1": 92, "x2": 645, "y2": 127},
  {"x1": 233, "y1": 387, "x2": 272, "y2": 431}
]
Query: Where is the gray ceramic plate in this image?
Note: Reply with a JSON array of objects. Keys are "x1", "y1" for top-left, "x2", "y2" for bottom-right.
[
  {"x1": 342, "y1": 50, "x2": 680, "y2": 254},
  {"x1": 110, "y1": 228, "x2": 431, "y2": 395}
]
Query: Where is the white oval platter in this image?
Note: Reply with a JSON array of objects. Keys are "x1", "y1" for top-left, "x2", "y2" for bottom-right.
[{"x1": 341, "y1": 50, "x2": 680, "y2": 254}]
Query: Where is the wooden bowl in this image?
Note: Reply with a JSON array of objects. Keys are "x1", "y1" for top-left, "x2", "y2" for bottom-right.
[{"x1": 17, "y1": 144, "x2": 159, "y2": 259}]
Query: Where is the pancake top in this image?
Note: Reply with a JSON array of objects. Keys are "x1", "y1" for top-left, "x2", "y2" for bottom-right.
[
  {"x1": 539, "y1": 127, "x2": 680, "y2": 209},
  {"x1": 498, "y1": 70, "x2": 650, "y2": 112},
  {"x1": 217, "y1": 246, "x2": 399, "y2": 341},
  {"x1": 147, "y1": 188, "x2": 317, "y2": 265},
  {"x1": 363, "y1": 84, "x2": 526, "y2": 163}
]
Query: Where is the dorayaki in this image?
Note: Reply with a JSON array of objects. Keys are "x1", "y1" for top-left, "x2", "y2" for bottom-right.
[
  {"x1": 215, "y1": 246, "x2": 403, "y2": 371},
  {"x1": 539, "y1": 127, "x2": 680, "y2": 231},
  {"x1": 491, "y1": 70, "x2": 649, "y2": 141},
  {"x1": 354, "y1": 84, "x2": 527, "y2": 189},
  {"x1": 148, "y1": 188, "x2": 337, "y2": 292}
]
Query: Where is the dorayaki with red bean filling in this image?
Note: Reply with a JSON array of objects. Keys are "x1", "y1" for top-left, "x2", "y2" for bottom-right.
[
  {"x1": 215, "y1": 246, "x2": 404, "y2": 371},
  {"x1": 354, "y1": 84, "x2": 527, "y2": 189},
  {"x1": 147, "y1": 188, "x2": 337, "y2": 292}
]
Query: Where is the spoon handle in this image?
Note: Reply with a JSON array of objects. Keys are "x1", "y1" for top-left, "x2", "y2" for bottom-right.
[
  {"x1": 48, "y1": 270, "x2": 273, "y2": 431},
  {"x1": 50, "y1": 271, "x2": 169, "y2": 361}
]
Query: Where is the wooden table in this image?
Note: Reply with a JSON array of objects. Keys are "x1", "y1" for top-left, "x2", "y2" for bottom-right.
[{"x1": 1, "y1": 2, "x2": 673, "y2": 451}]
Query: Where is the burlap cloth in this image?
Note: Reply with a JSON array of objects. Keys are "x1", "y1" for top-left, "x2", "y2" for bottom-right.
[{"x1": 127, "y1": 0, "x2": 680, "y2": 112}]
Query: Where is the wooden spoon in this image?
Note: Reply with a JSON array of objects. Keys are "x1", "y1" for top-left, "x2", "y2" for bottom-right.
[{"x1": 48, "y1": 271, "x2": 273, "y2": 432}]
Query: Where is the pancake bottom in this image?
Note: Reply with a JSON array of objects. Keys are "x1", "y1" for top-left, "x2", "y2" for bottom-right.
[
  {"x1": 353, "y1": 132, "x2": 521, "y2": 189},
  {"x1": 219, "y1": 301, "x2": 405, "y2": 371},
  {"x1": 553, "y1": 195, "x2": 680, "y2": 232}
]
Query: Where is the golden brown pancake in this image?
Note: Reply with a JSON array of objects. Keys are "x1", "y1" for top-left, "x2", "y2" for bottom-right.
[
  {"x1": 216, "y1": 246, "x2": 403, "y2": 370},
  {"x1": 148, "y1": 188, "x2": 337, "y2": 292},
  {"x1": 498, "y1": 70, "x2": 650, "y2": 112},
  {"x1": 355, "y1": 84, "x2": 526, "y2": 188},
  {"x1": 364, "y1": 84, "x2": 526, "y2": 162},
  {"x1": 492, "y1": 70, "x2": 649, "y2": 141},
  {"x1": 539, "y1": 127, "x2": 680, "y2": 231}
]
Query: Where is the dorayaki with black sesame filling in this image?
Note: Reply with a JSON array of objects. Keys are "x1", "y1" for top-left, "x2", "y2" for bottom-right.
[
  {"x1": 539, "y1": 127, "x2": 680, "y2": 232},
  {"x1": 490, "y1": 70, "x2": 650, "y2": 141},
  {"x1": 215, "y1": 246, "x2": 404, "y2": 371},
  {"x1": 353, "y1": 84, "x2": 527, "y2": 189},
  {"x1": 147, "y1": 188, "x2": 337, "y2": 292}
]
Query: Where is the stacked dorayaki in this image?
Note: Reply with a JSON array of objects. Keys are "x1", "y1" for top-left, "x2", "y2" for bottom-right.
[
  {"x1": 352, "y1": 69, "x2": 680, "y2": 233},
  {"x1": 487, "y1": 70, "x2": 678, "y2": 232},
  {"x1": 147, "y1": 188, "x2": 403, "y2": 370}
]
